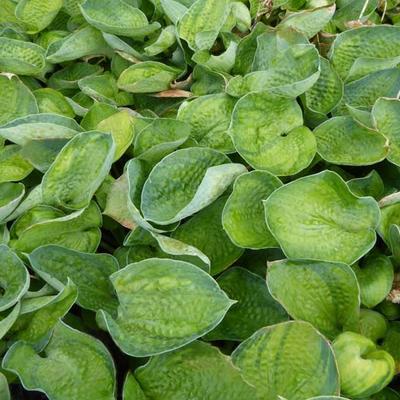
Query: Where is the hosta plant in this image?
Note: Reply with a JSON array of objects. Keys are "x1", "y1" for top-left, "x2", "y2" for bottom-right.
[{"x1": 0, "y1": 0, "x2": 400, "y2": 399}]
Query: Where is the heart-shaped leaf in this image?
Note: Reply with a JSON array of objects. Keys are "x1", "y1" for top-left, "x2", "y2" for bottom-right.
[
  {"x1": 206, "y1": 267, "x2": 288, "y2": 341},
  {"x1": 42, "y1": 131, "x2": 115, "y2": 210},
  {"x1": 29, "y1": 245, "x2": 119, "y2": 313},
  {"x1": 352, "y1": 253, "x2": 394, "y2": 308},
  {"x1": 229, "y1": 92, "x2": 316, "y2": 176},
  {"x1": 333, "y1": 332, "x2": 395, "y2": 398},
  {"x1": 329, "y1": 26, "x2": 400, "y2": 81},
  {"x1": 117, "y1": 62, "x2": 181, "y2": 94},
  {"x1": 141, "y1": 147, "x2": 246, "y2": 225},
  {"x1": 100, "y1": 258, "x2": 234, "y2": 356},
  {"x1": 314, "y1": 116, "x2": 388, "y2": 166},
  {"x1": 267, "y1": 259, "x2": 360, "y2": 339},
  {"x1": 359, "y1": 309, "x2": 388, "y2": 343},
  {"x1": 222, "y1": 170, "x2": 282, "y2": 249},
  {"x1": 3, "y1": 321, "x2": 116, "y2": 400},
  {"x1": 178, "y1": 0, "x2": 230, "y2": 50},
  {"x1": 232, "y1": 321, "x2": 340, "y2": 400},
  {"x1": 80, "y1": 0, "x2": 160, "y2": 38},
  {"x1": 264, "y1": 170, "x2": 380, "y2": 264},
  {"x1": 134, "y1": 340, "x2": 257, "y2": 399},
  {"x1": 177, "y1": 94, "x2": 235, "y2": 153}
]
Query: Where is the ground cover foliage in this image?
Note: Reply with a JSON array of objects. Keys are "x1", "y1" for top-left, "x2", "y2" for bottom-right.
[{"x1": 1, "y1": 0, "x2": 400, "y2": 399}]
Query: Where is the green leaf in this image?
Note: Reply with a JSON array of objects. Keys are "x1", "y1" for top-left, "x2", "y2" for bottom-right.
[
  {"x1": 232, "y1": 321, "x2": 340, "y2": 400},
  {"x1": 78, "y1": 73, "x2": 121, "y2": 106},
  {"x1": 3, "y1": 321, "x2": 116, "y2": 400},
  {"x1": 222, "y1": 170, "x2": 282, "y2": 249},
  {"x1": 80, "y1": 102, "x2": 118, "y2": 131},
  {"x1": 229, "y1": 92, "x2": 316, "y2": 176},
  {"x1": 264, "y1": 170, "x2": 380, "y2": 264},
  {"x1": 307, "y1": 398, "x2": 349, "y2": 400},
  {"x1": 378, "y1": 203, "x2": 400, "y2": 244},
  {"x1": 337, "y1": 68, "x2": 400, "y2": 113},
  {"x1": 20, "y1": 138, "x2": 68, "y2": 173},
  {"x1": 172, "y1": 196, "x2": 244, "y2": 275},
  {"x1": 372, "y1": 98, "x2": 400, "y2": 167},
  {"x1": 177, "y1": 94, "x2": 235, "y2": 153},
  {"x1": 97, "y1": 110, "x2": 135, "y2": 161},
  {"x1": 279, "y1": 5, "x2": 336, "y2": 39},
  {"x1": 347, "y1": 170, "x2": 385, "y2": 200},
  {"x1": 0, "y1": 303, "x2": 21, "y2": 340},
  {"x1": 148, "y1": 232, "x2": 211, "y2": 272},
  {"x1": 0, "y1": 372, "x2": 10, "y2": 400},
  {"x1": 42, "y1": 131, "x2": 115, "y2": 210},
  {"x1": 141, "y1": 147, "x2": 246, "y2": 225},
  {"x1": 228, "y1": 43, "x2": 320, "y2": 98},
  {"x1": 0, "y1": 75, "x2": 38, "y2": 126},
  {"x1": 206, "y1": 267, "x2": 288, "y2": 341},
  {"x1": 4, "y1": 185, "x2": 42, "y2": 223},
  {"x1": 160, "y1": 0, "x2": 189, "y2": 24},
  {"x1": 329, "y1": 26, "x2": 400, "y2": 81},
  {"x1": 80, "y1": 0, "x2": 160, "y2": 38},
  {"x1": 46, "y1": 26, "x2": 112, "y2": 63},
  {"x1": 29, "y1": 245, "x2": 119, "y2": 314},
  {"x1": 144, "y1": 26, "x2": 176, "y2": 56},
  {"x1": 178, "y1": 0, "x2": 230, "y2": 50},
  {"x1": 314, "y1": 116, "x2": 388, "y2": 166},
  {"x1": 192, "y1": 41, "x2": 237, "y2": 74},
  {"x1": 135, "y1": 341, "x2": 257, "y2": 399},
  {"x1": 104, "y1": 170, "x2": 137, "y2": 229},
  {"x1": 267, "y1": 259, "x2": 360, "y2": 339},
  {"x1": 304, "y1": 57, "x2": 343, "y2": 115},
  {"x1": 0, "y1": 223, "x2": 9, "y2": 244},
  {"x1": 333, "y1": 0, "x2": 378, "y2": 32},
  {"x1": 353, "y1": 253, "x2": 394, "y2": 308},
  {"x1": 0, "y1": 246, "x2": 29, "y2": 312},
  {"x1": 0, "y1": 37, "x2": 46, "y2": 76},
  {"x1": 126, "y1": 159, "x2": 178, "y2": 233},
  {"x1": 0, "y1": 182, "x2": 25, "y2": 222},
  {"x1": 0, "y1": 113, "x2": 83, "y2": 146},
  {"x1": 48, "y1": 62, "x2": 103, "y2": 90},
  {"x1": 13, "y1": 280, "x2": 77, "y2": 345},
  {"x1": 10, "y1": 202, "x2": 102, "y2": 253},
  {"x1": 123, "y1": 373, "x2": 147, "y2": 400},
  {"x1": 359, "y1": 309, "x2": 388, "y2": 343},
  {"x1": 117, "y1": 62, "x2": 181, "y2": 94},
  {"x1": 232, "y1": 22, "x2": 268, "y2": 75},
  {"x1": 100, "y1": 258, "x2": 234, "y2": 357},
  {"x1": 333, "y1": 332, "x2": 395, "y2": 398},
  {"x1": 389, "y1": 224, "x2": 400, "y2": 264},
  {"x1": 382, "y1": 322, "x2": 400, "y2": 374},
  {"x1": 10, "y1": 205, "x2": 64, "y2": 240},
  {"x1": 15, "y1": 0, "x2": 64, "y2": 34},
  {"x1": 133, "y1": 118, "x2": 190, "y2": 164},
  {"x1": 34, "y1": 88, "x2": 75, "y2": 118}
]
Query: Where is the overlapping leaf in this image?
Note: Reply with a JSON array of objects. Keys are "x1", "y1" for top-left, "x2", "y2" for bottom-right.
[
  {"x1": 265, "y1": 170, "x2": 380, "y2": 264},
  {"x1": 267, "y1": 259, "x2": 360, "y2": 338},
  {"x1": 232, "y1": 321, "x2": 340, "y2": 400},
  {"x1": 100, "y1": 258, "x2": 234, "y2": 356}
]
